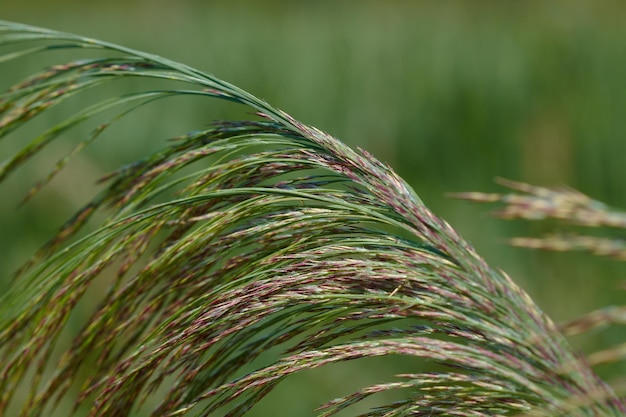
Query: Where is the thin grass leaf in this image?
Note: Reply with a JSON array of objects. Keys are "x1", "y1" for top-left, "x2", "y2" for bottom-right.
[{"x1": 1, "y1": 21, "x2": 625, "y2": 416}]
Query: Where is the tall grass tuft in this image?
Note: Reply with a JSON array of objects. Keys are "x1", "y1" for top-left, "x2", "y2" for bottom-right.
[{"x1": 0, "y1": 21, "x2": 624, "y2": 416}]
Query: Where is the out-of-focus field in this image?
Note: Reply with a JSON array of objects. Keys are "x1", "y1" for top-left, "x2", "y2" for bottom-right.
[{"x1": 1, "y1": 1, "x2": 625, "y2": 415}]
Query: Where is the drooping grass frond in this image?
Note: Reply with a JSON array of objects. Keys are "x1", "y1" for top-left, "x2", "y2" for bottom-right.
[{"x1": 0, "y1": 21, "x2": 624, "y2": 416}]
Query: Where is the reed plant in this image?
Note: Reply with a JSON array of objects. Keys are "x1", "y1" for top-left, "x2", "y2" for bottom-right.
[{"x1": 0, "y1": 21, "x2": 624, "y2": 416}]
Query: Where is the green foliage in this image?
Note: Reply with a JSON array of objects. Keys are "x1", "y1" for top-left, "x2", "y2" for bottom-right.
[{"x1": 0, "y1": 21, "x2": 624, "y2": 416}]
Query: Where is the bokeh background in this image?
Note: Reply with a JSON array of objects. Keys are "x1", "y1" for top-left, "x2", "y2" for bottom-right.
[{"x1": 1, "y1": 0, "x2": 626, "y2": 415}]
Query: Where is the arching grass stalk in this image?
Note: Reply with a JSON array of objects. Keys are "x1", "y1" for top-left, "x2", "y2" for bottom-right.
[{"x1": 0, "y1": 21, "x2": 624, "y2": 416}]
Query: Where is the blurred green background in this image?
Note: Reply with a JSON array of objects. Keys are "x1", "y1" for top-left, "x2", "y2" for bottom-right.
[{"x1": 1, "y1": 0, "x2": 626, "y2": 415}]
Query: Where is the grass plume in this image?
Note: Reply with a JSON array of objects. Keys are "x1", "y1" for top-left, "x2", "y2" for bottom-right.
[
  {"x1": 451, "y1": 178, "x2": 626, "y2": 259},
  {"x1": 0, "y1": 21, "x2": 624, "y2": 416}
]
